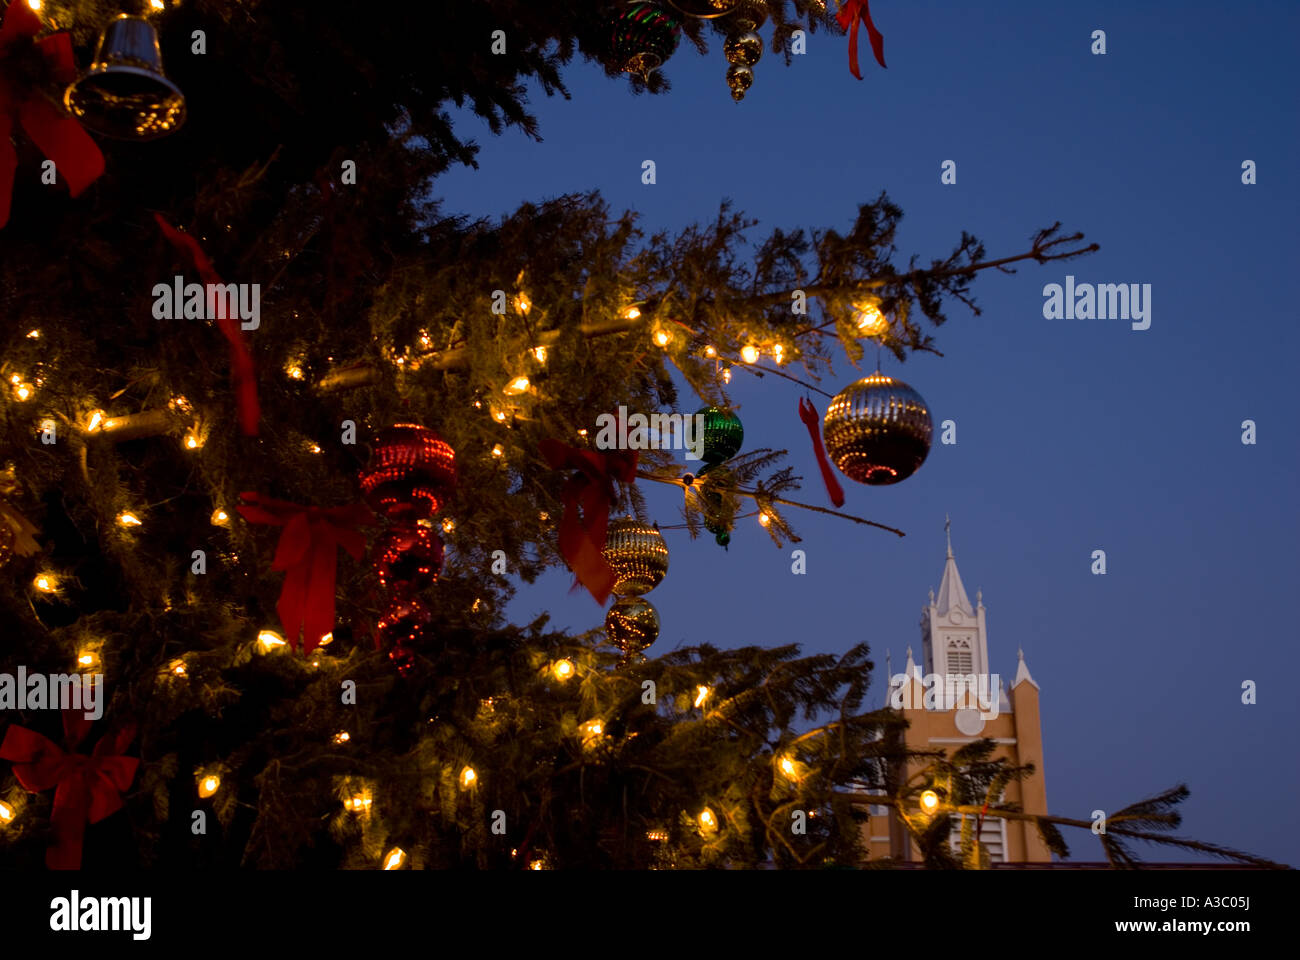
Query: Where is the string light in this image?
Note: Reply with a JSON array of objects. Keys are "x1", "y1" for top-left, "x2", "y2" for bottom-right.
[
  {"x1": 758, "y1": 512, "x2": 771, "y2": 527},
  {"x1": 694, "y1": 685, "x2": 710, "y2": 708},
  {"x1": 653, "y1": 329, "x2": 671, "y2": 347},
  {"x1": 150, "y1": 0, "x2": 165, "y2": 10},
  {"x1": 25, "y1": 1, "x2": 40, "y2": 13},
  {"x1": 699, "y1": 808, "x2": 717, "y2": 831},
  {"x1": 418, "y1": 331, "x2": 432, "y2": 349},
  {"x1": 12, "y1": 380, "x2": 33, "y2": 401},
  {"x1": 169, "y1": 395, "x2": 192, "y2": 414},
  {"x1": 198, "y1": 774, "x2": 220, "y2": 799},
  {"x1": 333, "y1": 731, "x2": 350, "y2": 744},
  {"x1": 344, "y1": 792, "x2": 373, "y2": 814},
  {"x1": 257, "y1": 630, "x2": 287, "y2": 651},
  {"x1": 383, "y1": 847, "x2": 407, "y2": 870},
  {"x1": 532, "y1": 345, "x2": 548, "y2": 363},
  {"x1": 0, "y1": 800, "x2": 15, "y2": 824},
  {"x1": 703, "y1": 345, "x2": 717, "y2": 358},
  {"x1": 529, "y1": 859, "x2": 545, "y2": 871},
  {"x1": 33, "y1": 573, "x2": 57, "y2": 593},
  {"x1": 779, "y1": 756, "x2": 800, "y2": 780},
  {"x1": 514, "y1": 293, "x2": 531, "y2": 315},
  {"x1": 493, "y1": 410, "x2": 507, "y2": 423},
  {"x1": 722, "y1": 366, "x2": 732, "y2": 384},
  {"x1": 646, "y1": 828, "x2": 668, "y2": 842},
  {"x1": 308, "y1": 442, "x2": 322, "y2": 454},
  {"x1": 25, "y1": 329, "x2": 40, "y2": 339},
  {"x1": 460, "y1": 766, "x2": 477, "y2": 788},
  {"x1": 740, "y1": 345, "x2": 759, "y2": 364},
  {"x1": 772, "y1": 344, "x2": 785, "y2": 363},
  {"x1": 169, "y1": 660, "x2": 187, "y2": 677},
  {"x1": 210, "y1": 508, "x2": 229, "y2": 526},
  {"x1": 552, "y1": 659, "x2": 574, "y2": 681},
  {"x1": 285, "y1": 363, "x2": 305, "y2": 380},
  {"x1": 623, "y1": 305, "x2": 642, "y2": 321},
  {"x1": 85, "y1": 411, "x2": 105, "y2": 433},
  {"x1": 854, "y1": 300, "x2": 888, "y2": 336},
  {"x1": 117, "y1": 512, "x2": 142, "y2": 528},
  {"x1": 919, "y1": 789, "x2": 940, "y2": 814},
  {"x1": 184, "y1": 431, "x2": 202, "y2": 450},
  {"x1": 441, "y1": 518, "x2": 455, "y2": 533},
  {"x1": 318, "y1": 633, "x2": 333, "y2": 647},
  {"x1": 582, "y1": 719, "x2": 604, "y2": 739},
  {"x1": 77, "y1": 650, "x2": 99, "y2": 670},
  {"x1": 491, "y1": 443, "x2": 504, "y2": 458},
  {"x1": 503, "y1": 376, "x2": 530, "y2": 395}
]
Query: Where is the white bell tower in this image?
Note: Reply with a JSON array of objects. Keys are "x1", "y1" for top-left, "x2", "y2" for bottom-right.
[{"x1": 921, "y1": 516, "x2": 990, "y2": 683}]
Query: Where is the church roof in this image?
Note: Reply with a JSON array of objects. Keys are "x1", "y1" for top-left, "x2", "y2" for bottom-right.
[
  {"x1": 934, "y1": 542, "x2": 975, "y2": 617},
  {"x1": 1013, "y1": 648, "x2": 1039, "y2": 690}
]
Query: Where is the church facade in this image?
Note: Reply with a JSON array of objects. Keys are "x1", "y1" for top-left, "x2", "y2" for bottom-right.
[{"x1": 860, "y1": 527, "x2": 1052, "y2": 864}]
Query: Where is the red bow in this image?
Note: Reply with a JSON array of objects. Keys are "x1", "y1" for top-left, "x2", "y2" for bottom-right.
[
  {"x1": 237, "y1": 492, "x2": 374, "y2": 653},
  {"x1": 0, "y1": 710, "x2": 138, "y2": 870},
  {"x1": 836, "y1": 0, "x2": 887, "y2": 80},
  {"x1": 155, "y1": 213, "x2": 262, "y2": 436},
  {"x1": 0, "y1": 2, "x2": 105, "y2": 228},
  {"x1": 799, "y1": 397, "x2": 846, "y2": 508},
  {"x1": 540, "y1": 438, "x2": 638, "y2": 605}
]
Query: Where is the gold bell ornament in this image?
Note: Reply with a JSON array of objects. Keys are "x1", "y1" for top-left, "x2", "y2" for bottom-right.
[{"x1": 65, "y1": 15, "x2": 185, "y2": 140}]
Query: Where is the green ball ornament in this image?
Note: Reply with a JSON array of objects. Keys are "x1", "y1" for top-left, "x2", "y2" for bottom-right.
[
  {"x1": 610, "y1": 3, "x2": 682, "y2": 81},
  {"x1": 696, "y1": 405, "x2": 744, "y2": 466},
  {"x1": 605, "y1": 595, "x2": 660, "y2": 654}
]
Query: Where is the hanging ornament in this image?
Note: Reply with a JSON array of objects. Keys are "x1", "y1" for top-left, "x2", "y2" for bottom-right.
[
  {"x1": 822, "y1": 371, "x2": 932, "y2": 485},
  {"x1": 65, "y1": 15, "x2": 186, "y2": 140},
  {"x1": 373, "y1": 523, "x2": 444, "y2": 594},
  {"x1": 722, "y1": 14, "x2": 763, "y2": 102},
  {"x1": 610, "y1": 2, "x2": 682, "y2": 82},
  {"x1": 605, "y1": 595, "x2": 660, "y2": 656},
  {"x1": 376, "y1": 595, "x2": 432, "y2": 674},
  {"x1": 359, "y1": 424, "x2": 457, "y2": 523},
  {"x1": 696, "y1": 467, "x2": 734, "y2": 547},
  {"x1": 666, "y1": 0, "x2": 737, "y2": 18},
  {"x1": 697, "y1": 405, "x2": 744, "y2": 467},
  {"x1": 603, "y1": 517, "x2": 669, "y2": 596}
]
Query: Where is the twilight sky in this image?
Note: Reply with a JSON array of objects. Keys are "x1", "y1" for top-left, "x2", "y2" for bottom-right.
[{"x1": 433, "y1": 1, "x2": 1300, "y2": 864}]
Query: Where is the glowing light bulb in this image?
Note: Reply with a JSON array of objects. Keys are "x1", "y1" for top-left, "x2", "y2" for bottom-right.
[
  {"x1": 150, "y1": 0, "x2": 164, "y2": 10},
  {"x1": 441, "y1": 518, "x2": 455, "y2": 533},
  {"x1": 699, "y1": 808, "x2": 717, "y2": 831},
  {"x1": 211, "y1": 509, "x2": 229, "y2": 526},
  {"x1": 583, "y1": 719, "x2": 603, "y2": 738},
  {"x1": 514, "y1": 293, "x2": 531, "y2": 315},
  {"x1": 624, "y1": 305, "x2": 642, "y2": 321},
  {"x1": 493, "y1": 411, "x2": 507, "y2": 423},
  {"x1": 169, "y1": 395, "x2": 192, "y2": 413},
  {"x1": 198, "y1": 774, "x2": 220, "y2": 798},
  {"x1": 529, "y1": 859, "x2": 545, "y2": 871},
  {"x1": 694, "y1": 685, "x2": 710, "y2": 708},
  {"x1": 460, "y1": 766, "x2": 477, "y2": 788},
  {"x1": 704, "y1": 345, "x2": 717, "y2": 358},
  {"x1": 491, "y1": 443, "x2": 504, "y2": 458},
  {"x1": 26, "y1": 329, "x2": 40, "y2": 339},
  {"x1": 26, "y1": 1, "x2": 41, "y2": 13},
  {"x1": 854, "y1": 301, "x2": 887, "y2": 336},
  {"x1": 383, "y1": 847, "x2": 406, "y2": 870},
  {"x1": 308, "y1": 443, "x2": 322, "y2": 454},
  {"x1": 552, "y1": 659, "x2": 574, "y2": 681},
  {"x1": 780, "y1": 756, "x2": 797, "y2": 778},
  {"x1": 772, "y1": 344, "x2": 785, "y2": 363},
  {"x1": 653, "y1": 329, "x2": 671, "y2": 347},
  {"x1": 333, "y1": 731, "x2": 350, "y2": 744},
  {"x1": 118, "y1": 513, "x2": 142, "y2": 527},
  {"x1": 170, "y1": 660, "x2": 187, "y2": 677},
  {"x1": 285, "y1": 364, "x2": 304, "y2": 380},
  {"x1": 77, "y1": 652, "x2": 97, "y2": 668},
  {"x1": 722, "y1": 366, "x2": 732, "y2": 384},
  {"x1": 14, "y1": 383, "x2": 32, "y2": 401},
  {"x1": 258, "y1": 630, "x2": 287, "y2": 650},
  {"x1": 33, "y1": 574, "x2": 56, "y2": 593},
  {"x1": 646, "y1": 828, "x2": 668, "y2": 842},
  {"x1": 577, "y1": 428, "x2": 588, "y2": 437},
  {"x1": 345, "y1": 793, "x2": 372, "y2": 813},
  {"x1": 0, "y1": 800, "x2": 14, "y2": 824},
  {"x1": 532, "y1": 346, "x2": 548, "y2": 363},
  {"x1": 919, "y1": 789, "x2": 940, "y2": 813},
  {"x1": 318, "y1": 633, "x2": 333, "y2": 647},
  {"x1": 758, "y1": 512, "x2": 771, "y2": 527},
  {"x1": 504, "y1": 376, "x2": 530, "y2": 395},
  {"x1": 184, "y1": 432, "x2": 201, "y2": 450},
  {"x1": 740, "y1": 345, "x2": 759, "y2": 364}
]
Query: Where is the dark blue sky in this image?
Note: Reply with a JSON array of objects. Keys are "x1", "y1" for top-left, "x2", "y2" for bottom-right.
[{"x1": 436, "y1": 1, "x2": 1300, "y2": 864}]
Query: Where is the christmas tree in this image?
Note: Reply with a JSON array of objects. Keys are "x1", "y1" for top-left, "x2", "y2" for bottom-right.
[{"x1": 0, "y1": 0, "x2": 1285, "y2": 872}]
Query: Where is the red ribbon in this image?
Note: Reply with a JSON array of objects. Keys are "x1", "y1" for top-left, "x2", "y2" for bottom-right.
[
  {"x1": 237, "y1": 493, "x2": 374, "y2": 653},
  {"x1": 0, "y1": 2, "x2": 105, "y2": 228},
  {"x1": 798, "y1": 397, "x2": 845, "y2": 508},
  {"x1": 836, "y1": 0, "x2": 887, "y2": 80},
  {"x1": 0, "y1": 709, "x2": 138, "y2": 870},
  {"x1": 155, "y1": 213, "x2": 262, "y2": 436},
  {"x1": 540, "y1": 438, "x2": 638, "y2": 605}
]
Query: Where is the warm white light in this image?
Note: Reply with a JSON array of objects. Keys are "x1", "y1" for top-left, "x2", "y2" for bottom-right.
[
  {"x1": 699, "y1": 808, "x2": 717, "y2": 830},
  {"x1": 532, "y1": 345, "x2": 548, "y2": 363},
  {"x1": 722, "y1": 366, "x2": 732, "y2": 384},
  {"x1": 491, "y1": 443, "x2": 504, "y2": 458},
  {"x1": 26, "y1": 1, "x2": 41, "y2": 12},
  {"x1": 694, "y1": 685, "x2": 710, "y2": 708},
  {"x1": 772, "y1": 344, "x2": 785, "y2": 363},
  {"x1": 308, "y1": 443, "x2": 322, "y2": 454},
  {"x1": 653, "y1": 329, "x2": 671, "y2": 347},
  {"x1": 583, "y1": 719, "x2": 604, "y2": 738},
  {"x1": 493, "y1": 411, "x2": 507, "y2": 423},
  {"x1": 646, "y1": 828, "x2": 668, "y2": 842},
  {"x1": 198, "y1": 774, "x2": 220, "y2": 798},
  {"x1": 758, "y1": 512, "x2": 771, "y2": 527},
  {"x1": 504, "y1": 376, "x2": 530, "y2": 395},
  {"x1": 441, "y1": 518, "x2": 455, "y2": 533},
  {"x1": 77, "y1": 652, "x2": 97, "y2": 668},
  {"x1": 170, "y1": 660, "x2": 187, "y2": 677},
  {"x1": 345, "y1": 793, "x2": 373, "y2": 814},
  {"x1": 920, "y1": 789, "x2": 940, "y2": 813},
  {"x1": 26, "y1": 329, "x2": 40, "y2": 339},
  {"x1": 779, "y1": 756, "x2": 798, "y2": 778},
  {"x1": 211, "y1": 509, "x2": 229, "y2": 526},
  {"x1": 14, "y1": 383, "x2": 32, "y2": 401},
  {"x1": 258, "y1": 630, "x2": 287, "y2": 650},
  {"x1": 529, "y1": 859, "x2": 545, "y2": 871},
  {"x1": 85, "y1": 411, "x2": 105, "y2": 433},
  {"x1": 0, "y1": 800, "x2": 13, "y2": 824},
  {"x1": 184, "y1": 432, "x2": 201, "y2": 450},
  {"x1": 514, "y1": 293, "x2": 531, "y2": 315},
  {"x1": 318, "y1": 633, "x2": 333, "y2": 647},
  {"x1": 33, "y1": 573, "x2": 56, "y2": 593},
  {"x1": 169, "y1": 395, "x2": 192, "y2": 413},
  {"x1": 624, "y1": 306, "x2": 642, "y2": 321},
  {"x1": 333, "y1": 731, "x2": 350, "y2": 744},
  {"x1": 704, "y1": 345, "x2": 717, "y2": 358},
  {"x1": 740, "y1": 345, "x2": 759, "y2": 364},
  {"x1": 286, "y1": 364, "x2": 304, "y2": 380},
  {"x1": 383, "y1": 847, "x2": 407, "y2": 870},
  {"x1": 552, "y1": 659, "x2": 574, "y2": 681},
  {"x1": 460, "y1": 766, "x2": 477, "y2": 788},
  {"x1": 854, "y1": 301, "x2": 888, "y2": 336},
  {"x1": 118, "y1": 512, "x2": 142, "y2": 527},
  {"x1": 150, "y1": 0, "x2": 165, "y2": 9}
]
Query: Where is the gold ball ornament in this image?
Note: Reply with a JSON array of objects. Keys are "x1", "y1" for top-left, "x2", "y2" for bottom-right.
[
  {"x1": 605, "y1": 595, "x2": 660, "y2": 654},
  {"x1": 603, "y1": 517, "x2": 669, "y2": 596},
  {"x1": 724, "y1": 30, "x2": 762, "y2": 67},
  {"x1": 823, "y1": 371, "x2": 933, "y2": 485}
]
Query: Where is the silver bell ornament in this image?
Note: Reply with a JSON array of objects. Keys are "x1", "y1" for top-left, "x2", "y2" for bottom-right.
[
  {"x1": 65, "y1": 15, "x2": 186, "y2": 140},
  {"x1": 822, "y1": 370, "x2": 933, "y2": 485}
]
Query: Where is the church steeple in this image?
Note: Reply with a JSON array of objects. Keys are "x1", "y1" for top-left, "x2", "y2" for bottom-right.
[
  {"x1": 921, "y1": 518, "x2": 989, "y2": 680},
  {"x1": 935, "y1": 516, "x2": 974, "y2": 617}
]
